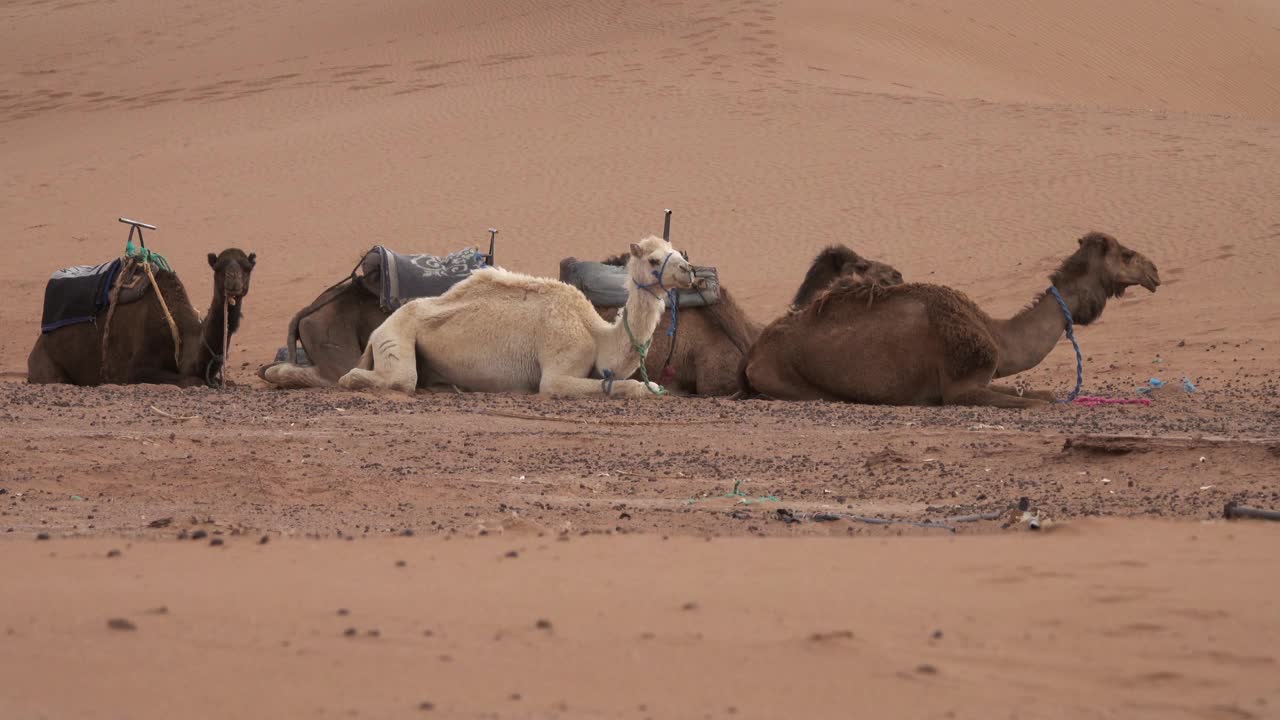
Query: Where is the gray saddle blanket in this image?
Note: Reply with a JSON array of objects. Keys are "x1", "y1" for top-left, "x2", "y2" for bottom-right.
[
  {"x1": 558, "y1": 259, "x2": 720, "y2": 309},
  {"x1": 370, "y1": 245, "x2": 488, "y2": 312},
  {"x1": 40, "y1": 259, "x2": 122, "y2": 333}
]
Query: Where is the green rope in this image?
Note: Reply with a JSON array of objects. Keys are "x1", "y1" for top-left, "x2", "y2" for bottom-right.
[
  {"x1": 621, "y1": 306, "x2": 666, "y2": 396},
  {"x1": 683, "y1": 479, "x2": 780, "y2": 506},
  {"x1": 125, "y1": 238, "x2": 171, "y2": 272}
]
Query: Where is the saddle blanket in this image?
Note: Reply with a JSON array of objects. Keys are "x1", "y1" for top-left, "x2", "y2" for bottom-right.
[
  {"x1": 370, "y1": 245, "x2": 488, "y2": 312},
  {"x1": 558, "y1": 259, "x2": 720, "y2": 309},
  {"x1": 40, "y1": 259, "x2": 122, "y2": 333}
]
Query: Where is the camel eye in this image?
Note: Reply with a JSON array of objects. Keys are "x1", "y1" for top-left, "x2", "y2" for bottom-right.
[
  {"x1": 1122, "y1": 250, "x2": 1135, "y2": 262},
  {"x1": 648, "y1": 258, "x2": 660, "y2": 267}
]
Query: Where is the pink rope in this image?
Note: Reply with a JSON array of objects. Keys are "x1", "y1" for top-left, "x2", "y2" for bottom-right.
[{"x1": 1072, "y1": 395, "x2": 1152, "y2": 407}]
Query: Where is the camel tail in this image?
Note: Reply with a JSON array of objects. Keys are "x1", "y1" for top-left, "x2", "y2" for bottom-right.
[
  {"x1": 355, "y1": 340, "x2": 375, "y2": 371},
  {"x1": 284, "y1": 306, "x2": 305, "y2": 363}
]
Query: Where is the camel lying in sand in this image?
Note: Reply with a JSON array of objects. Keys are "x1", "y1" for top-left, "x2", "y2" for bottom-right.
[
  {"x1": 258, "y1": 252, "x2": 386, "y2": 389},
  {"x1": 338, "y1": 235, "x2": 698, "y2": 396},
  {"x1": 740, "y1": 232, "x2": 1159, "y2": 408},
  {"x1": 571, "y1": 253, "x2": 760, "y2": 396},
  {"x1": 28, "y1": 249, "x2": 256, "y2": 387},
  {"x1": 787, "y1": 245, "x2": 904, "y2": 309}
]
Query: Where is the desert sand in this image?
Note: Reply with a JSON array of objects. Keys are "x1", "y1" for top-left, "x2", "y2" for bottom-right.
[{"x1": 2, "y1": 0, "x2": 1279, "y2": 717}]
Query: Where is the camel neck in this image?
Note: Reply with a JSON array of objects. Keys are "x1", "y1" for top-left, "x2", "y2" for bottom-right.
[
  {"x1": 198, "y1": 292, "x2": 241, "y2": 374},
  {"x1": 594, "y1": 271, "x2": 667, "y2": 381},
  {"x1": 621, "y1": 280, "x2": 666, "y2": 348},
  {"x1": 994, "y1": 275, "x2": 1113, "y2": 378}
]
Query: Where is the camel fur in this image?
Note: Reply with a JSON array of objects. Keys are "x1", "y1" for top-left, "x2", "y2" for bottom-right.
[
  {"x1": 338, "y1": 236, "x2": 697, "y2": 396},
  {"x1": 27, "y1": 249, "x2": 256, "y2": 387},
  {"x1": 739, "y1": 232, "x2": 1159, "y2": 407}
]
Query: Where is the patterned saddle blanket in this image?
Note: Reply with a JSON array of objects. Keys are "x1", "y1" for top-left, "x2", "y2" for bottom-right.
[
  {"x1": 368, "y1": 245, "x2": 488, "y2": 312},
  {"x1": 558, "y1": 258, "x2": 720, "y2": 309}
]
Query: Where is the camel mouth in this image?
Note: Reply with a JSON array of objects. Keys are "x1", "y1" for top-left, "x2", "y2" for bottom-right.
[{"x1": 1140, "y1": 276, "x2": 1160, "y2": 292}]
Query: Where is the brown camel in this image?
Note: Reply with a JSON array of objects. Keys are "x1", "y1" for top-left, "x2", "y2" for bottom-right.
[
  {"x1": 788, "y1": 245, "x2": 904, "y2": 310},
  {"x1": 258, "y1": 252, "x2": 387, "y2": 389},
  {"x1": 582, "y1": 252, "x2": 761, "y2": 396},
  {"x1": 27, "y1": 249, "x2": 256, "y2": 387},
  {"x1": 739, "y1": 232, "x2": 1159, "y2": 407}
]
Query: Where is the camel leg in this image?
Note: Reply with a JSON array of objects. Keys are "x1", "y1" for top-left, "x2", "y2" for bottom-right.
[
  {"x1": 943, "y1": 380, "x2": 1051, "y2": 409},
  {"x1": 338, "y1": 330, "x2": 417, "y2": 394},
  {"x1": 989, "y1": 383, "x2": 1057, "y2": 402},
  {"x1": 261, "y1": 362, "x2": 334, "y2": 389},
  {"x1": 25, "y1": 337, "x2": 69, "y2": 384}
]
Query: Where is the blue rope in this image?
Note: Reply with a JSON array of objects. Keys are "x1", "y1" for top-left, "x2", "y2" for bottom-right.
[
  {"x1": 600, "y1": 368, "x2": 616, "y2": 395},
  {"x1": 665, "y1": 288, "x2": 679, "y2": 337},
  {"x1": 1047, "y1": 286, "x2": 1083, "y2": 402},
  {"x1": 634, "y1": 252, "x2": 675, "y2": 298}
]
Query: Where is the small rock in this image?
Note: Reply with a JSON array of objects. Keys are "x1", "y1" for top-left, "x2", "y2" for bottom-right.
[
  {"x1": 400, "y1": 529, "x2": 414, "y2": 537},
  {"x1": 210, "y1": 538, "x2": 224, "y2": 547},
  {"x1": 395, "y1": 560, "x2": 407, "y2": 567},
  {"x1": 107, "y1": 618, "x2": 137, "y2": 631},
  {"x1": 681, "y1": 601, "x2": 699, "y2": 611},
  {"x1": 366, "y1": 629, "x2": 381, "y2": 637},
  {"x1": 35, "y1": 533, "x2": 50, "y2": 541},
  {"x1": 931, "y1": 629, "x2": 943, "y2": 640},
  {"x1": 417, "y1": 701, "x2": 435, "y2": 711},
  {"x1": 535, "y1": 619, "x2": 553, "y2": 630},
  {"x1": 147, "y1": 517, "x2": 173, "y2": 529},
  {"x1": 258, "y1": 535, "x2": 269, "y2": 545},
  {"x1": 504, "y1": 550, "x2": 519, "y2": 558},
  {"x1": 191, "y1": 530, "x2": 208, "y2": 540},
  {"x1": 343, "y1": 627, "x2": 358, "y2": 637},
  {"x1": 916, "y1": 664, "x2": 939, "y2": 675},
  {"x1": 337, "y1": 608, "x2": 350, "y2": 616},
  {"x1": 106, "y1": 549, "x2": 122, "y2": 558},
  {"x1": 145, "y1": 606, "x2": 169, "y2": 615}
]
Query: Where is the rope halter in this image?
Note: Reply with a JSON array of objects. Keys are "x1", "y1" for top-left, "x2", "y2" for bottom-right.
[{"x1": 1047, "y1": 286, "x2": 1083, "y2": 403}]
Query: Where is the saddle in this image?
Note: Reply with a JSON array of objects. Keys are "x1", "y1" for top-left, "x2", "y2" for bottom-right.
[
  {"x1": 367, "y1": 245, "x2": 489, "y2": 312},
  {"x1": 558, "y1": 258, "x2": 721, "y2": 309},
  {"x1": 39, "y1": 257, "x2": 154, "y2": 333}
]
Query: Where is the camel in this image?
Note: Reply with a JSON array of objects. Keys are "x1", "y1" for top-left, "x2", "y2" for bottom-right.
[
  {"x1": 788, "y1": 245, "x2": 904, "y2": 309},
  {"x1": 739, "y1": 232, "x2": 1159, "y2": 408},
  {"x1": 257, "y1": 252, "x2": 386, "y2": 389},
  {"x1": 338, "y1": 235, "x2": 698, "y2": 396},
  {"x1": 574, "y1": 252, "x2": 761, "y2": 396},
  {"x1": 27, "y1": 249, "x2": 256, "y2": 387}
]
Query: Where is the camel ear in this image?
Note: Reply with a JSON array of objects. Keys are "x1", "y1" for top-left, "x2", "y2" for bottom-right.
[
  {"x1": 630, "y1": 243, "x2": 643, "y2": 258},
  {"x1": 207, "y1": 253, "x2": 218, "y2": 268},
  {"x1": 247, "y1": 252, "x2": 257, "y2": 267}
]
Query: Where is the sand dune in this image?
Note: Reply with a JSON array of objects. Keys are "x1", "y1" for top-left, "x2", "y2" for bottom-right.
[
  {"x1": 3, "y1": 3, "x2": 1279, "y2": 717},
  {"x1": 3, "y1": 0, "x2": 1279, "y2": 375}
]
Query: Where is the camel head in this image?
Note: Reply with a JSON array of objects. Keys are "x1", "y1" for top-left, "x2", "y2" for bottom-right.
[
  {"x1": 628, "y1": 235, "x2": 697, "y2": 293},
  {"x1": 207, "y1": 248, "x2": 256, "y2": 307},
  {"x1": 849, "y1": 255, "x2": 903, "y2": 288},
  {"x1": 1049, "y1": 232, "x2": 1159, "y2": 325},
  {"x1": 1071, "y1": 232, "x2": 1160, "y2": 296}
]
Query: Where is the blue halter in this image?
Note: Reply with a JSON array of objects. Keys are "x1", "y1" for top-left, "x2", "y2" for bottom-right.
[
  {"x1": 634, "y1": 251, "x2": 676, "y2": 298},
  {"x1": 1047, "y1": 286, "x2": 1083, "y2": 402}
]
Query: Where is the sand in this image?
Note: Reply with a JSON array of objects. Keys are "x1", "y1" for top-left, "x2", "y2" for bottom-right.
[{"x1": 2, "y1": 0, "x2": 1279, "y2": 717}]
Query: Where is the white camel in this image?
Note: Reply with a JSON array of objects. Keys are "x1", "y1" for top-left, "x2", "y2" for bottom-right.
[{"x1": 337, "y1": 235, "x2": 698, "y2": 396}]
